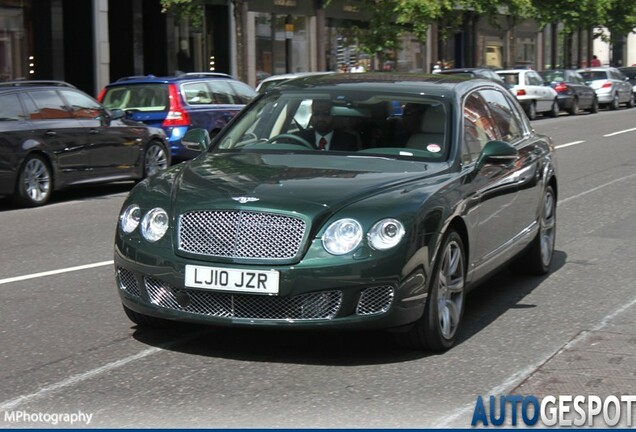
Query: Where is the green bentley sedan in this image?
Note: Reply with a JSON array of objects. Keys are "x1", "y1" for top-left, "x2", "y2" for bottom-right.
[{"x1": 114, "y1": 73, "x2": 557, "y2": 351}]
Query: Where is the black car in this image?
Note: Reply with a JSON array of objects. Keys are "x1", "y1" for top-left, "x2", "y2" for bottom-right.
[
  {"x1": 539, "y1": 69, "x2": 598, "y2": 115},
  {"x1": 0, "y1": 80, "x2": 170, "y2": 207},
  {"x1": 618, "y1": 66, "x2": 636, "y2": 93}
]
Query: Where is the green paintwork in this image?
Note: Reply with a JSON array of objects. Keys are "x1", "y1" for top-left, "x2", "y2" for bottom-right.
[{"x1": 114, "y1": 73, "x2": 557, "y2": 335}]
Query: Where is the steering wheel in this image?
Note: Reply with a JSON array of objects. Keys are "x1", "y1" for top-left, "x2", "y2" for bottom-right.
[{"x1": 266, "y1": 133, "x2": 314, "y2": 149}]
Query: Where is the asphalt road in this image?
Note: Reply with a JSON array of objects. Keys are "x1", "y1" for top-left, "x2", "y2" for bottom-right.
[{"x1": 1, "y1": 107, "x2": 636, "y2": 428}]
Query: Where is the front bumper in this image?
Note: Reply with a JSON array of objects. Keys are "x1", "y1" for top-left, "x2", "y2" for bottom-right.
[{"x1": 114, "y1": 246, "x2": 428, "y2": 330}]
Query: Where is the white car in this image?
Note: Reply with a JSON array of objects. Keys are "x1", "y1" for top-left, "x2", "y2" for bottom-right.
[
  {"x1": 578, "y1": 67, "x2": 634, "y2": 110},
  {"x1": 496, "y1": 69, "x2": 559, "y2": 120}
]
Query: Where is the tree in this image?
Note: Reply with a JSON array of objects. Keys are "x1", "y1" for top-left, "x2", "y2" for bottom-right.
[
  {"x1": 351, "y1": 0, "x2": 404, "y2": 70},
  {"x1": 602, "y1": 0, "x2": 636, "y2": 65}
]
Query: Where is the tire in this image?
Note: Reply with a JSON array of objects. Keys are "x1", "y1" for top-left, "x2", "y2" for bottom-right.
[
  {"x1": 568, "y1": 97, "x2": 579, "y2": 115},
  {"x1": 143, "y1": 141, "x2": 169, "y2": 178},
  {"x1": 396, "y1": 230, "x2": 466, "y2": 351},
  {"x1": 547, "y1": 99, "x2": 559, "y2": 117},
  {"x1": 513, "y1": 185, "x2": 556, "y2": 275},
  {"x1": 526, "y1": 102, "x2": 537, "y2": 120},
  {"x1": 610, "y1": 93, "x2": 620, "y2": 110},
  {"x1": 627, "y1": 93, "x2": 635, "y2": 109},
  {"x1": 589, "y1": 96, "x2": 599, "y2": 113},
  {"x1": 123, "y1": 305, "x2": 175, "y2": 328},
  {"x1": 13, "y1": 154, "x2": 53, "y2": 207}
]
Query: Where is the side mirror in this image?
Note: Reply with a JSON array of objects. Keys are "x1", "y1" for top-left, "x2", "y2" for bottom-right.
[
  {"x1": 182, "y1": 128, "x2": 211, "y2": 152},
  {"x1": 108, "y1": 108, "x2": 125, "y2": 120},
  {"x1": 476, "y1": 140, "x2": 518, "y2": 170}
]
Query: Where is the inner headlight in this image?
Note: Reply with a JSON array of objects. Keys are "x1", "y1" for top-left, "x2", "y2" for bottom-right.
[
  {"x1": 368, "y1": 219, "x2": 405, "y2": 250},
  {"x1": 322, "y1": 218, "x2": 363, "y2": 255},
  {"x1": 120, "y1": 204, "x2": 141, "y2": 233},
  {"x1": 141, "y1": 207, "x2": 169, "y2": 242}
]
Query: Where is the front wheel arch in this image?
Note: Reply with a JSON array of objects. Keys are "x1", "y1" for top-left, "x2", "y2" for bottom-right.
[{"x1": 142, "y1": 140, "x2": 169, "y2": 178}]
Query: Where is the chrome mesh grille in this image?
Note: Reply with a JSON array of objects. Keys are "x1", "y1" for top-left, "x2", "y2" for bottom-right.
[
  {"x1": 178, "y1": 210, "x2": 306, "y2": 260},
  {"x1": 145, "y1": 277, "x2": 342, "y2": 320},
  {"x1": 117, "y1": 267, "x2": 141, "y2": 297},
  {"x1": 356, "y1": 286, "x2": 394, "y2": 315}
]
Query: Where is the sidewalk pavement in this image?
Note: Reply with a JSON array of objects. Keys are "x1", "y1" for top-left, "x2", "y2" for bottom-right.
[{"x1": 511, "y1": 297, "x2": 636, "y2": 426}]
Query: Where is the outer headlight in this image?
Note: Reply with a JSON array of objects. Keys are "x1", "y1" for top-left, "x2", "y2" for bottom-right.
[
  {"x1": 368, "y1": 218, "x2": 405, "y2": 250},
  {"x1": 120, "y1": 204, "x2": 141, "y2": 234},
  {"x1": 322, "y1": 218, "x2": 363, "y2": 255},
  {"x1": 141, "y1": 208, "x2": 169, "y2": 242}
]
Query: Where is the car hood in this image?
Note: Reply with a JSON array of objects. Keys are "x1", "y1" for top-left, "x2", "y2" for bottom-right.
[{"x1": 169, "y1": 152, "x2": 447, "y2": 218}]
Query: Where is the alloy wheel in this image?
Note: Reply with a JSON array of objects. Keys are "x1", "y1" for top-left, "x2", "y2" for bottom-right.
[
  {"x1": 23, "y1": 157, "x2": 51, "y2": 204},
  {"x1": 145, "y1": 143, "x2": 168, "y2": 177},
  {"x1": 540, "y1": 189, "x2": 556, "y2": 267},
  {"x1": 436, "y1": 239, "x2": 465, "y2": 340}
]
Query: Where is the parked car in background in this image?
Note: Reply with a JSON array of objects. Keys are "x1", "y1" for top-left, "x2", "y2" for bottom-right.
[
  {"x1": 98, "y1": 72, "x2": 257, "y2": 162},
  {"x1": 114, "y1": 73, "x2": 557, "y2": 352},
  {"x1": 496, "y1": 69, "x2": 559, "y2": 120},
  {"x1": 255, "y1": 72, "x2": 335, "y2": 93},
  {"x1": 618, "y1": 66, "x2": 636, "y2": 94},
  {"x1": 539, "y1": 69, "x2": 598, "y2": 115},
  {"x1": 437, "y1": 68, "x2": 507, "y2": 87},
  {"x1": 0, "y1": 80, "x2": 169, "y2": 207},
  {"x1": 577, "y1": 67, "x2": 634, "y2": 110}
]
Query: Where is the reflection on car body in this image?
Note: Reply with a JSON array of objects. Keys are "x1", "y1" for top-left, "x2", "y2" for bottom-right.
[{"x1": 114, "y1": 73, "x2": 557, "y2": 351}]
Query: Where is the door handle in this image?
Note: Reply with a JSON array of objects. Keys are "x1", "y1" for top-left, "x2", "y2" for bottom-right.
[
  {"x1": 45, "y1": 130, "x2": 56, "y2": 137},
  {"x1": 89, "y1": 129, "x2": 99, "y2": 135}
]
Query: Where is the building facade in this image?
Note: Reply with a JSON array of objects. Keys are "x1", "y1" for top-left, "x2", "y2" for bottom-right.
[{"x1": 1, "y1": 0, "x2": 634, "y2": 96}]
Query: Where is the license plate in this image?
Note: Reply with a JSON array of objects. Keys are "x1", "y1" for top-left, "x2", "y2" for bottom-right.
[{"x1": 184, "y1": 264, "x2": 279, "y2": 294}]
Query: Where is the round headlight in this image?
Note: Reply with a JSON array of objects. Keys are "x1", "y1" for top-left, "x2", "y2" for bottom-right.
[
  {"x1": 120, "y1": 204, "x2": 141, "y2": 234},
  {"x1": 141, "y1": 207, "x2": 169, "y2": 242},
  {"x1": 322, "y1": 218, "x2": 363, "y2": 255},
  {"x1": 368, "y1": 219, "x2": 405, "y2": 250}
]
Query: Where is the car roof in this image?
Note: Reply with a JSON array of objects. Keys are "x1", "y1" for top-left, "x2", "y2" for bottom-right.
[
  {"x1": 0, "y1": 80, "x2": 77, "y2": 91},
  {"x1": 107, "y1": 72, "x2": 237, "y2": 86},
  {"x1": 268, "y1": 72, "x2": 484, "y2": 98}
]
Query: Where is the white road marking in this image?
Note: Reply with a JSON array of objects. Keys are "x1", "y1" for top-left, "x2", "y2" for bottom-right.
[
  {"x1": 604, "y1": 127, "x2": 636, "y2": 137},
  {"x1": 0, "y1": 347, "x2": 162, "y2": 411},
  {"x1": 555, "y1": 140, "x2": 585, "y2": 149},
  {"x1": 0, "y1": 261, "x2": 114, "y2": 285},
  {"x1": 558, "y1": 172, "x2": 636, "y2": 205}
]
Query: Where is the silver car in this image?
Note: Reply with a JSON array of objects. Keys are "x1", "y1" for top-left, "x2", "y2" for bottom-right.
[
  {"x1": 578, "y1": 67, "x2": 635, "y2": 110},
  {"x1": 496, "y1": 69, "x2": 559, "y2": 120}
]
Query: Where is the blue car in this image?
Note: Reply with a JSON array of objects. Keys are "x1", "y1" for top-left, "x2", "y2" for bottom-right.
[{"x1": 98, "y1": 73, "x2": 256, "y2": 162}]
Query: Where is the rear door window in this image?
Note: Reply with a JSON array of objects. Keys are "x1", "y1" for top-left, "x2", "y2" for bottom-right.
[
  {"x1": 206, "y1": 80, "x2": 237, "y2": 104},
  {"x1": 60, "y1": 89, "x2": 103, "y2": 119},
  {"x1": 229, "y1": 81, "x2": 257, "y2": 104},
  {"x1": 28, "y1": 90, "x2": 72, "y2": 119}
]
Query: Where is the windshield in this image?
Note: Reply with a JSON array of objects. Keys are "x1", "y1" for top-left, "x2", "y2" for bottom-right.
[{"x1": 214, "y1": 90, "x2": 450, "y2": 161}]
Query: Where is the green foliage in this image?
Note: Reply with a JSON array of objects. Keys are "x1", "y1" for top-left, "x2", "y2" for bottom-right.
[
  {"x1": 352, "y1": 0, "x2": 404, "y2": 61},
  {"x1": 603, "y1": 0, "x2": 636, "y2": 37},
  {"x1": 160, "y1": 0, "x2": 205, "y2": 29}
]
